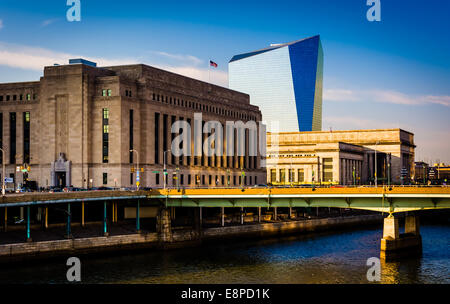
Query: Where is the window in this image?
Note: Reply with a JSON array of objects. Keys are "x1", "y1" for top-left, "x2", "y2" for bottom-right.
[
  {"x1": 270, "y1": 169, "x2": 276, "y2": 183},
  {"x1": 13, "y1": 95, "x2": 17, "y2": 101},
  {"x1": 154, "y1": 113, "x2": 160, "y2": 164},
  {"x1": 23, "y1": 112, "x2": 30, "y2": 164},
  {"x1": 155, "y1": 173, "x2": 160, "y2": 185},
  {"x1": 130, "y1": 173, "x2": 133, "y2": 185},
  {"x1": 298, "y1": 169, "x2": 305, "y2": 183},
  {"x1": 33, "y1": 94, "x2": 37, "y2": 100},
  {"x1": 129, "y1": 110, "x2": 134, "y2": 163},
  {"x1": 103, "y1": 173, "x2": 108, "y2": 185},
  {"x1": 102, "y1": 109, "x2": 109, "y2": 163},
  {"x1": 6, "y1": 95, "x2": 10, "y2": 101},
  {"x1": 209, "y1": 175, "x2": 212, "y2": 185},
  {"x1": 107, "y1": 89, "x2": 112, "y2": 97},
  {"x1": 26, "y1": 94, "x2": 31, "y2": 101},
  {"x1": 202, "y1": 175, "x2": 205, "y2": 185},
  {"x1": 188, "y1": 174, "x2": 191, "y2": 185},
  {"x1": 102, "y1": 90, "x2": 107, "y2": 97},
  {"x1": 0, "y1": 96, "x2": 3, "y2": 101},
  {"x1": 233, "y1": 175, "x2": 236, "y2": 186},
  {"x1": 323, "y1": 158, "x2": 333, "y2": 182},
  {"x1": 279, "y1": 169, "x2": 285, "y2": 183},
  {"x1": 9, "y1": 113, "x2": 16, "y2": 164},
  {"x1": 180, "y1": 174, "x2": 184, "y2": 185},
  {"x1": 20, "y1": 95, "x2": 23, "y2": 101}
]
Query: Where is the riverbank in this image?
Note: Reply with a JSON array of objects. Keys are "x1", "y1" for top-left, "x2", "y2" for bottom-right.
[{"x1": 0, "y1": 214, "x2": 383, "y2": 263}]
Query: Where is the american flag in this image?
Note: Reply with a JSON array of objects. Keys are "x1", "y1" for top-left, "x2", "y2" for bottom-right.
[{"x1": 210, "y1": 60, "x2": 218, "y2": 68}]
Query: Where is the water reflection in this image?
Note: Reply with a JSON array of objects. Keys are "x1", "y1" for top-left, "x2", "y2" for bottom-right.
[{"x1": 0, "y1": 225, "x2": 448, "y2": 284}]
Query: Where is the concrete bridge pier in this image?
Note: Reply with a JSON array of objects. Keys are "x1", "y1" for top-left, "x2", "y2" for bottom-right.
[
  {"x1": 380, "y1": 214, "x2": 422, "y2": 260},
  {"x1": 157, "y1": 207, "x2": 173, "y2": 243}
]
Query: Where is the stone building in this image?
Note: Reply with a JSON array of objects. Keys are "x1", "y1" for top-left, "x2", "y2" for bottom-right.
[
  {"x1": 0, "y1": 59, "x2": 266, "y2": 189},
  {"x1": 267, "y1": 129, "x2": 415, "y2": 185}
]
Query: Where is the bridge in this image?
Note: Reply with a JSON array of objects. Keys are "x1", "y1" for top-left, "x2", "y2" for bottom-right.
[{"x1": 1, "y1": 186, "x2": 449, "y2": 260}]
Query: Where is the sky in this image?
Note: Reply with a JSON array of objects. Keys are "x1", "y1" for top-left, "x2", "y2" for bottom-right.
[{"x1": 0, "y1": 0, "x2": 449, "y2": 164}]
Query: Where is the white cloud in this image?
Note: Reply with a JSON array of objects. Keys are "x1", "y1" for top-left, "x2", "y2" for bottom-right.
[
  {"x1": 153, "y1": 51, "x2": 203, "y2": 66},
  {"x1": 0, "y1": 19, "x2": 3, "y2": 30},
  {"x1": 324, "y1": 88, "x2": 450, "y2": 107},
  {"x1": 41, "y1": 19, "x2": 59, "y2": 27},
  {"x1": 0, "y1": 41, "x2": 228, "y2": 87}
]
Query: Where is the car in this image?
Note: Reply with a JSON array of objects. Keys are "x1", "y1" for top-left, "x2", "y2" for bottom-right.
[{"x1": 252, "y1": 184, "x2": 268, "y2": 188}]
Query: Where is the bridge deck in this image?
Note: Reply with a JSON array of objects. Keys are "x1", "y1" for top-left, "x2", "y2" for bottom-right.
[{"x1": 0, "y1": 187, "x2": 449, "y2": 213}]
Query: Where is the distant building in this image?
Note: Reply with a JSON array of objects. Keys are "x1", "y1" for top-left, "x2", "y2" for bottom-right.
[
  {"x1": 0, "y1": 60, "x2": 266, "y2": 189},
  {"x1": 266, "y1": 129, "x2": 415, "y2": 185},
  {"x1": 428, "y1": 163, "x2": 450, "y2": 183},
  {"x1": 229, "y1": 35, "x2": 323, "y2": 132},
  {"x1": 414, "y1": 161, "x2": 429, "y2": 183}
]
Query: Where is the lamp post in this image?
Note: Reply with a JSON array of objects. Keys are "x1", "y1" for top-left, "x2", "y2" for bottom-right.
[
  {"x1": 130, "y1": 149, "x2": 140, "y2": 190},
  {"x1": 0, "y1": 148, "x2": 5, "y2": 196},
  {"x1": 374, "y1": 141, "x2": 379, "y2": 187},
  {"x1": 163, "y1": 150, "x2": 171, "y2": 190}
]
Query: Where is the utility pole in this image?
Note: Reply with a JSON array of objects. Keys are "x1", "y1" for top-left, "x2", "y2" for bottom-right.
[
  {"x1": 163, "y1": 150, "x2": 171, "y2": 190},
  {"x1": 130, "y1": 149, "x2": 140, "y2": 190},
  {"x1": 0, "y1": 148, "x2": 5, "y2": 196},
  {"x1": 374, "y1": 141, "x2": 379, "y2": 187}
]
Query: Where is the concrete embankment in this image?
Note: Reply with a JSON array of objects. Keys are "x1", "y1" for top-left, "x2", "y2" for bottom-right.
[{"x1": 0, "y1": 214, "x2": 383, "y2": 262}]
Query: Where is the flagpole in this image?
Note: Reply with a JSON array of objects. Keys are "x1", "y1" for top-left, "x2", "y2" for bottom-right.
[{"x1": 208, "y1": 59, "x2": 211, "y2": 83}]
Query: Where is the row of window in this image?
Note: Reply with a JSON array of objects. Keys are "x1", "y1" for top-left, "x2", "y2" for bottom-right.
[
  {"x1": 0, "y1": 112, "x2": 31, "y2": 164},
  {"x1": 152, "y1": 93, "x2": 258, "y2": 121},
  {"x1": 0, "y1": 93, "x2": 37, "y2": 102},
  {"x1": 100, "y1": 89, "x2": 258, "y2": 121},
  {"x1": 103, "y1": 172, "x2": 259, "y2": 186}
]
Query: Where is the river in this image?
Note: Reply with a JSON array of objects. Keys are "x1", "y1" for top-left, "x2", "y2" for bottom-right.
[{"x1": 0, "y1": 224, "x2": 448, "y2": 284}]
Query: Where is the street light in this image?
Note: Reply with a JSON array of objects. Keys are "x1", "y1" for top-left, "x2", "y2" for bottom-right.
[
  {"x1": 0, "y1": 148, "x2": 5, "y2": 196},
  {"x1": 130, "y1": 149, "x2": 140, "y2": 190},
  {"x1": 374, "y1": 141, "x2": 380, "y2": 187},
  {"x1": 163, "y1": 150, "x2": 171, "y2": 190}
]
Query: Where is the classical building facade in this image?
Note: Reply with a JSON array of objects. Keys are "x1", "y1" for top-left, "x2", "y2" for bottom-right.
[
  {"x1": 267, "y1": 129, "x2": 415, "y2": 185},
  {"x1": 0, "y1": 60, "x2": 266, "y2": 189}
]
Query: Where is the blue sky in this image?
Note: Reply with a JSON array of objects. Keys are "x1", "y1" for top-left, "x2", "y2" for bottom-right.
[{"x1": 0, "y1": 0, "x2": 449, "y2": 163}]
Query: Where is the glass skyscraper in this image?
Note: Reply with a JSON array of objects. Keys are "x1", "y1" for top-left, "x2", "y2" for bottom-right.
[{"x1": 229, "y1": 35, "x2": 323, "y2": 132}]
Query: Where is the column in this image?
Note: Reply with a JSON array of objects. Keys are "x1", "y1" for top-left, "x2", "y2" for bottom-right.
[
  {"x1": 66, "y1": 203, "x2": 72, "y2": 239},
  {"x1": 157, "y1": 207, "x2": 172, "y2": 242},
  {"x1": 4, "y1": 207, "x2": 7, "y2": 232},
  {"x1": 405, "y1": 215, "x2": 420, "y2": 235},
  {"x1": 382, "y1": 216, "x2": 399, "y2": 240},
  {"x1": 26, "y1": 206, "x2": 31, "y2": 242},
  {"x1": 136, "y1": 200, "x2": 141, "y2": 232},
  {"x1": 221, "y1": 207, "x2": 225, "y2": 227},
  {"x1": 81, "y1": 202, "x2": 85, "y2": 228},
  {"x1": 103, "y1": 201, "x2": 108, "y2": 237},
  {"x1": 45, "y1": 206, "x2": 48, "y2": 229}
]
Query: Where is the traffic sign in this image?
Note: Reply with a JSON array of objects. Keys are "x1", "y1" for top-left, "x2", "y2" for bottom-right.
[
  {"x1": 136, "y1": 171, "x2": 140, "y2": 182},
  {"x1": 152, "y1": 171, "x2": 160, "y2": 174},
  {"x1": 4, "y1": 178, "x2": 13, "y2": 183}
]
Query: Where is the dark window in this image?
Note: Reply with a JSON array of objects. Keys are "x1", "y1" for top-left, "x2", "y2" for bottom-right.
[
  {"x1": 103, "y1": 173, "x2": 108, "y2": 185},
  {"x1": 102, "y1": 109, "x2": 109, "y2": 163},
  {"x1": 6, "y1": 95, "x2": 10, "y2": 101},
  {"x1": 23, "y1": 112, "x2": 30, "y2": 164},
  {"x1": 187, "y1": 118, "x2": 191, "y2": 165},
  {"x1": 0, "y1": 96, "x2": 3, "y2": 101},
  {"x1": 130, "y1": 173, "x2": 133, "y2": 185},
  {"x1": 9, "y1": 113, "x2": 16, "y2": 164},
  {"x1": 188, "y1": 174, "x2": 191, "y2": 185},
  {"x1": 180, "y1": 174, "x2": 184, "y2": 185},
  {"x1": 13, "y1": 95, "x2": 17, "y2": 101},
  {"x1": 233, "y1": 175, "x2": 236, "y2": 186},
  {"x1": 202, "y1": 175, "x2": 205, "y2": 185},
  {"x1": 209, "y1": 175, "x2": 212, "y2": 185},
  {"x1": 155, "y1": 173, "x2": 160, "y2": 185},
  {"x1": 0, "y1": 113, "x2": 2, "y2": 164},
  {"x1": 163, "y1": 114, "x2": 168, "y2": 156},
  {"x1": 155, "y1": 113, "x2": 160, "y2": 164},
  {"x1": 171, "y1": 116, "x2": 176, "y2": 165},
  {"x1": 129, "y1": 110, "x2": 134, "y2": 163},
  {"x1": 20, "y1": 95, "x2": 23, "y2": 101}
]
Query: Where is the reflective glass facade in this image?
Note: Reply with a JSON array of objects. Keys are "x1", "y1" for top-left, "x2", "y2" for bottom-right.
[{"x1": 229, "y1": 35, "x2": 323, "y2": 132}]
